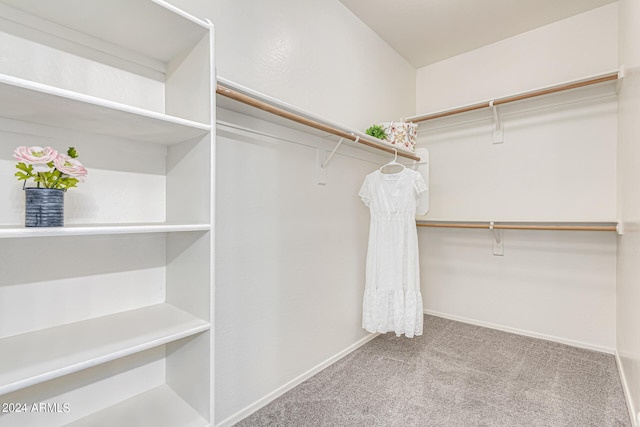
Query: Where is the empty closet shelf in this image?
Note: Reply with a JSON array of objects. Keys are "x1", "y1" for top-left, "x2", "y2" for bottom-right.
[
  {"x1": 0, "y1": 304, "x2": 210, "y2": 396},
  {"x1": 66, "y1": 384, "x2": 208, "y2": 427},
  {"x1": 0, "y1": 223, "x2": 211, "y2": 239},
  {"x1": 0, "y1": 74, "x2": 211, "y2": 145}
]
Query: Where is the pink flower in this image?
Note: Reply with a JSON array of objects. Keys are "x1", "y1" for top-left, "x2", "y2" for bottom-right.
[
  {"x1": 14, "y1": 146, "x2": 58, "y2": 172},
  {"x1": 54, "y1": 154, "x2": 88, "y2": 181}
]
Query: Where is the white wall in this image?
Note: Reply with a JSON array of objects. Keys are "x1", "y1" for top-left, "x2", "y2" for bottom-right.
[
  {"x1": 165, "y1": 1, "x2": 416, "y2": 425},
  {"x1": 168, "y1": 0, "x2": 415, "y2": 131},
  {"x1": 419, "y1": 87, "x2": 618, "y2": 222},
  {"x1": 416, "y1": 4, "x2": 619, "y2": 114},
  {"x1": 616, "y1": 0, "x2": 640, "y2": 424},
  {"x1": 215, "y1": 111, "x2": 384, "y2": 425},
  {"x1": 415, "y1": 4, "x2": 619, "y2": 351}
]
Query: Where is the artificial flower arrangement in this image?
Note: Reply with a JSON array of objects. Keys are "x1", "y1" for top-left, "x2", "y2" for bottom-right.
[{"x1": 14, "y1": 146, "x2": 88, "y2": 189}]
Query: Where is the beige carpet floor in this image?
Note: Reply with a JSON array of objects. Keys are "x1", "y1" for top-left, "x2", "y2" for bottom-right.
[{"x1": 235, "y1": 315, "x2": 630, "y2": 426}]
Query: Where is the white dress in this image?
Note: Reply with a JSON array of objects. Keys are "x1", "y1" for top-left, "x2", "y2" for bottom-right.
[{"x1": 359, "y1": 168, "x2": 427, "y2": 338}]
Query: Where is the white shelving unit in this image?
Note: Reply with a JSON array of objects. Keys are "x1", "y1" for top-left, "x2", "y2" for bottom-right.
[
  {"x1": 0, "y1": 74, "x2": 211, "y2": 144},
  {"x1": 0, "y1": 1, "x2": 214, "y2": 426}
]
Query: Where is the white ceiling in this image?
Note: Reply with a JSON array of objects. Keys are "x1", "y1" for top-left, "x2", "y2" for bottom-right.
[{"x1": 339, "y1": 0, "x2": 616, "y2": 68}]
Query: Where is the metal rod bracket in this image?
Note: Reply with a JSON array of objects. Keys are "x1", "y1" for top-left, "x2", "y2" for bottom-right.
[
  {"x1": 490, "y1": 221, "x2": 504, "y2": 256},
  {"x1": 317, "y1": 136, "x2": 351, "y2": 185},
  {"x1": 617, "y1": 65, "x2": 625, "y2": 93},
  {"x1": 316, "y1": 149, "x2": 327, "y2": 185},
  {"x1": 490, "y1": 100, "x2": 503, "y2": 144},
  {"x1": 321, "y1": 137, "x2": 346, "y2": 169}
]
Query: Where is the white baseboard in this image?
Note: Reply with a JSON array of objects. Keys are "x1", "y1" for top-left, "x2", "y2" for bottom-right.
[
  {"x1": 215, "y1": 332, "x2": 380, "y2": 427},
  {"x1": 615, "y1": 350, "x2": 638, "y2": 427},
  {"x1": 424, "y1": 309, "x2": 615, "y2": 354}
]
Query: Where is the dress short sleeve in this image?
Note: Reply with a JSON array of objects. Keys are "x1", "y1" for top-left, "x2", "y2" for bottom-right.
[
  {"x1": 413, "y1": 170, "x2": 427, "y2": 197},
  {"x1": 359, "y1": 174, "x2": 371, "y2": 208}
]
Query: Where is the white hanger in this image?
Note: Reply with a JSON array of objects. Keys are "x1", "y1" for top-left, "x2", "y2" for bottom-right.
[{"x1": 379, "y1": 148, "x2": 405, "y2": 174}]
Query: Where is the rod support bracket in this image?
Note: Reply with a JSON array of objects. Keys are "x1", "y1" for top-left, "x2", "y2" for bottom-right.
[
  {"x1": 317, "y1": 136, "x2": 351, "y2": 185},
  {"x1": 321, "y1": 137, "x2": 346, "y2": 169},
  {"x1": 617, "y1": 65, "x2": 625, "y2": 93},
  {"x1": 489, "y1": 221, "x2": 501, "y2": 243},
  {"x1": 490, "y1": 221, "x2": 504, "y2": 256},
  {"x1": 490, "y1": 100, "x2": 503, "y2": 144}
]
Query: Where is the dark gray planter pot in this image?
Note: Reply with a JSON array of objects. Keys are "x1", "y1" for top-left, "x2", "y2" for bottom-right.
[{"x1": 25, "y1": 187, "x2": 64, "y2": 227}]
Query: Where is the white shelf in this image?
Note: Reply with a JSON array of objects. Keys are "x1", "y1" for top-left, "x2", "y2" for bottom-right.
[
  {"x1": 216, "y1": 77, "x2": 420, "y2": 161},
  {"x1": 0, "y1": 304, "x2": 210, "y2": 396},
  {"x1": 0, "y1": 0, "x2": 210, "y2": 70},
  {"x1": 67, "y1": 385, "x2": 208, "y2": 427},
  {"x1": 0, "y1": 74, "x2": 211, "y2": 144},
  {"x1": 0, "y1": 223, "x2": 210, "y2": 239}
]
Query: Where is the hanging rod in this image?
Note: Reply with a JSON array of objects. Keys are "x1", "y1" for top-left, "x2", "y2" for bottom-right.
[
  {"x1": 416, "y1": 220, "x2": 618, "y2": 232},
  {"x1": 408, "y1": 70, "x2": 621, "y2": 124},
  {"x1": 216, "y1": 81, "x2": 421, "y2": 161}
]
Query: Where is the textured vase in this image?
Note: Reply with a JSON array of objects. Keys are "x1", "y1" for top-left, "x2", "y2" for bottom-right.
[{"x1": 25, "y1": 188, "x2": 64, "y2": 227}]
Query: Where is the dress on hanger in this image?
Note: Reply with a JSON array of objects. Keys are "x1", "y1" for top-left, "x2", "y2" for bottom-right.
[{"x1": 359, "y1": 168, "x2": 427, "y2": 338}]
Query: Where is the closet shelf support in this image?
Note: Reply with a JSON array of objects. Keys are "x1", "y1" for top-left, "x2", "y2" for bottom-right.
[
  {"x1": 489, "y1": 222, "x2": 501, "y2": 243},
  {"x1": 321, "y1": 137, "x2": 348, "y2": 169},
  {"x1": 617, "y1": 66, "x2": 625, "y2": 93},
  {"x1": 489, "y1": 222, "x2": 504, "y2": 256},
  {"x1": 489, "y1": 100, "x2": 503, "y2": 144}
]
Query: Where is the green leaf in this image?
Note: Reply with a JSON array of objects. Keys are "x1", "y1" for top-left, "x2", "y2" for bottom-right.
[
  {"x1": 67, "y1": 147, "x2": 78, "y2": 158},
  {"x1": 68, "y1": 177, "x2": 79, "y2": 186},
  {"x1": 15, "y1": 162, "x2": 33, "y2": 174},
  {"x1": 365, "y1": 124, "x2": 387, "y2": 140}
]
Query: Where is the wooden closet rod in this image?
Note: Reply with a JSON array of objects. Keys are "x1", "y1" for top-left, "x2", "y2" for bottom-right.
[
  {"x1": 409, "y1": 71, "x2": 620, "y2": 123},
  {"x1": 216, "y1": 83, "x2": 421, "y2": 161},
  {"x1": 416, "y1": 221, "x2": 618, "y2": 232}
]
